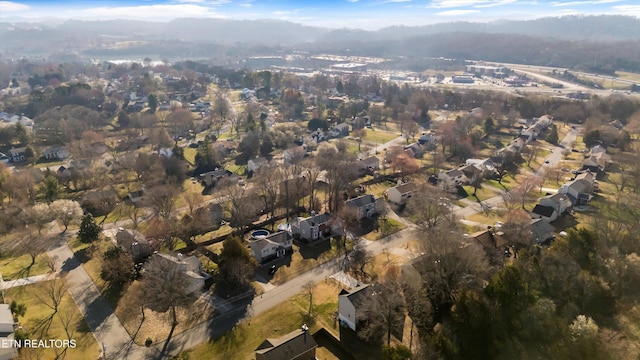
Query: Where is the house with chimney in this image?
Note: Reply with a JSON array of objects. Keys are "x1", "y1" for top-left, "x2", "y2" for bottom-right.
[
  {"x1": 255, "y1": 326, "x2": 317, "y2": 360},
  {"x1": 291, "y1": 212, "x2": 333, "y2": 242}
]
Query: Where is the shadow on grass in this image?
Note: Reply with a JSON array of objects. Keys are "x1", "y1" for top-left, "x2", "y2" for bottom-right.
[{"x1": 298, "y1": 241, "x2": 332, "y2": 260}]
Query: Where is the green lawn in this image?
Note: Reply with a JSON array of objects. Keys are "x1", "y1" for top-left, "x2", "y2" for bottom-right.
[
  {"x1": 363, "y1": 129, "x2": 399, "y2": 144},
  {"x1": 181, "y1": 281, "x2": 343, "y2": 360},
  {"x1": 183, "y1": 147, "x2": 197, "y2": 165},
  {"x1": 271, "y1": 240, "x2": 345, "y2": 285},
  {"x1": 367, "y1": 218, "x2": 406, "y2": 241},
  {"x1": 464, "y1": 185, "x2": 498, "y2": 202},
  {"x1": 4, "y1": 282, "x2": 100, "y2": 360},
  {"x1": 0, "y1": 252, "x2": 51, "y2": 280}
]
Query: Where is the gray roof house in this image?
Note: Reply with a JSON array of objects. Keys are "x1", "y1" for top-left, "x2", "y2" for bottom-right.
[
  {"x1": 249, "y1": 231, "x2": 292, "y2": 263},
  {"x1": 530, "y1": 218, "x2": 555, "y2": 244},
  {"x1": 330, "y1": 123, "x2": 350, "y2": 137},
  {"x1": 115, "y1": 227, "x2": 152, "y2": 260},
  {"x1": 345, "y1": 194, "x2": 381, "y2": 220},
  {"x1": 255, "y1": 327, "x2": 317, "y2": 360},
  {"x1": 539, "y1": 193, "x2": 572, "y2": 215},
  {"x1": 357, "y1": 156, "x2": 380, "y2": 173},
  {"x1": 291, "y1": 213, "x2": 333, "y2": 242},
  {"x1": 338, "y1": 284, "x2": 373, "y2": 331},
  {"x1": 150, "y1": 252, "x2": 210, "y2": 295},
  {"x1": 248, "y1": 157, "x2": 269, "y2": 174},
  {"x1": 8, "y1": 147, "x2": 26, "y2": 163}
]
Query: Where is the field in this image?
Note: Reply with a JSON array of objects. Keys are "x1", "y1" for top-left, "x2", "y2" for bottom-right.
[
  {"x1": 4, "y1": 282, "x2": 100, "y2": 360},
  {"x1": 181, "y1": 281, "x2": 344, "y2": 360}
]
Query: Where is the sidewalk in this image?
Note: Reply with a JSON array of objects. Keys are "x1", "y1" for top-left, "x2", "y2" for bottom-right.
[{"x1": 0, "y1": 273, "x2": 55, "y2": 290}]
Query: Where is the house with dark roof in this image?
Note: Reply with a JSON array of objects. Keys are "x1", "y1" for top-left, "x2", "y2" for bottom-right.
[
  {"x1": 115, "y1": 227, "x2": 152, "y2": 260},
  {"x1": 200, "y1": 169, "x2": 235, "y2": 187},
  {"x1": 357, "y1": 156, "x2": 380, "y2": 173},
  {"x1": 255, "y1": 327, "x2": 317, "y2": 360},
  {"x1": 530, "y1": 218, "x2": 554, "y2": 244},
  {"x1": 531, "y1": 204, "x2": 558, "y2": 222},
  {"x1": 249, "y1": 231, "x2": 292, "y2": 263},
  {"x1": 248, "y1": 157, "x2": 269, "y2": 174},
  {"x1": 539, "y1": 192, "x2": 572, "y2": 215},
  {"x1": 387, "y1": 182, "x2": 416, "y2": 205},
  {"x1": 345, "y1": 194, "x2": 381, "y2": 220},
  {"x1": 338, "y1": 284, "x2": 372, "y2": 331},
  {"x1": 8, "y1": 147, "x2": 26, "y2": 163},
  {"x1": 330, "y1": 123, "x2": 350, "y2": 138},
  {"x1": 291, "y1": 213, "x2": 333, "y2": 242}
]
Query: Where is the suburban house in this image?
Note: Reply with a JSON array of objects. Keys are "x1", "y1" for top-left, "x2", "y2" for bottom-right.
[
  {"x1": 255, "y1": 326, "x2": 317, "y2": 360},
  {"x1": 0, "y1": 152, "x2": 9, "y2": 164},
  {"x1": 330, "y1": 123, "x2": 350, "y2": 137},
  {"x1": 249, "y1": 231, "x2": 292, "y2": 263},
  {"x1": 404, "y1": 143, "x2": 424, "y2": 158},
  {"x1": 465, "y1": 158, "x2": 495, "y2": 177},
  {"x1": 82, "y1": 187, "x2": 119, "y2": 214},
  {"x1": 193, "y1": 203, "x2": 223, "y2": 230},
  {"x1": 128, "y1": 186, "x2": 145, "y2": 204},
  {"x1": 200, "y1": 169, "x2": 235, "y2": 187},
  {"x1": 338, "y1": 284, "x2": 373, "y2": 331},
  {"x1": 530, "y1": 218, "x2": 555, "y2": 244},
  {"x1": 115, "y1": 227, "x2": 152, "y2": 260},
  {"x1": 582, "y1": 147, "x2": 610, "y2": 172},
  {"x1": 539, "y1": 193, "x2": 572, "y2": 215},
  {"x1": 248, "y1": 157, "x2": 269, "y2": 174},
  {"x1": 345, "y1": 194, "x2": 381, "y2": 220},
  {"x1": 150, "y1": 252, "x2": 209, "y2": 294},
  {"x1": 42, "y1": 146, "x2": 70, "y2": 160},
  {"x1": 0, "y1": 304, "x2": 17, "y2": 360},
  {"x1": 459, "y1": 164, "x2": 483, "y2": 181},
  {"x1": 531, "y1": 204, "x2": 558, "y2": 222},
  {"x1": 283, "y1": 145, "x2": 306, "y2": 164},
  {"x1": 439, "y1": 169, "x2": 468, "y2": 188},
  {"x1": 560, "y1": 171, "x2": 595, "y2": 205},
  {"x1": 8, "y1": 147, "x2": 26, "y2": 163},
  {"x1": 357, "y1": 156, "x2": 380, "y2": 173},
  {"x1": 470, "y1": 229, "x2": 508, "y2": 259},
  {"x1": 386, "y1": 182, "x2": 416, "y2": 205},
  {"x1": 291, "y1": 212, "x2": 333, "y2": 242}
]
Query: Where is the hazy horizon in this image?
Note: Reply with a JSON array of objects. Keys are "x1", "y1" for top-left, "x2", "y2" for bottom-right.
[{"x1": 1, "y1": 0, "x2": 639, "y2": 30}]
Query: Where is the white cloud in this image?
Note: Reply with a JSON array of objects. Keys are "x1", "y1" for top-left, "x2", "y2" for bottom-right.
[
  {"x1": 436, "y1": 9, "x2": 481, "y2": 15},
  {"x1": 347, "y1": 0, "x2": 360, "y2": 2},
  {"x1": 551, "y1": 0, "x2": 622, "y2": 7},
  {"x1": 78, "y1": 4, "x2": 224, "y2": 20},
  {"x1": 239, "y1": 3, "x2": 252, "y2": 8},
  {"x1": 174, "y1": 0, "x2": 206, "y2": 3},
  {"x1": 0, "y1": 1, "x2": 30, "y2": 12},
  {"x1": 380, "y1": 0, "x2": 412, "y2": 3},
  {"x1": 429, "y1": 0, "x2": 516, "y2": 8},
  {"x1": 611, "y1": 4, "x2": 640, "y2": 16}
]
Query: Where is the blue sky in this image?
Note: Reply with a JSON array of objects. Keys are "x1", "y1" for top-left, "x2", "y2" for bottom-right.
[{"x1": 0, "y1": 0, "x2": 638, "y2": 29}]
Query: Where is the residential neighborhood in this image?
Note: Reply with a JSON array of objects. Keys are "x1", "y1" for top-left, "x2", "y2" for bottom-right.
[{"x1": 0, "y1": 40, "x2": 638, "y2": 360}]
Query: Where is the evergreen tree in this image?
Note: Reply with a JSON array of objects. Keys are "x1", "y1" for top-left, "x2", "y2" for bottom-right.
[
  {"x1": 78, "y1": 214, "x2": 101, "y2": 243},
  {"x1": 147, "y1": 93, "x2": 158, "y2": 113},
  {"x1": 546, "y1": 124, "x2": 559, "y2": 145},
  {"x1": 484, "y1": 116, "x2": 496, "y2": 135}
]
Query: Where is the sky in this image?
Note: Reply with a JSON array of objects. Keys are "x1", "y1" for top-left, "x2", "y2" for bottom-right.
[{"x1": 0, "y1": 0, "x2": 639, "y2": 30}]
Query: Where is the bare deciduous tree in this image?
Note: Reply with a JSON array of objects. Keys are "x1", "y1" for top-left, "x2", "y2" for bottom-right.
[{"x1": 406, "y1": 184, "x2": 455, "y2": 230}]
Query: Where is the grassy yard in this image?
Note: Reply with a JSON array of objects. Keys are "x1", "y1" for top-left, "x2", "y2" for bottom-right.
[
  {"x1": 271, "y1": 240, "x2": 345, "y2": 285},
  {"x1": 183, "y1": 147, "x2": 197, "y2": 165},
  {"x1": 463, "y1": 185, "x2": 498, "y2": 202},
  {"x1": 181, "y1": 281, "x2": 343, "y2": 360},
  {"x1": 4, "y1": 282, "x2": 100, "y2": 360},
  {"x1": 366, "y1": 218, "x2": 406, "y2": 241},
  {"x1": 115, "y1": 281, "x2": 216, "y2": 346},
  {"x1": 0, "y1": 251, "x2": 51, "y2": 280},
  {"x1": 362, "y1": 129, "x2": 399, "y2": 144}
]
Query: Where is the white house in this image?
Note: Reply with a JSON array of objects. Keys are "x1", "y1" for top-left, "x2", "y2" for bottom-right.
[
  {"x1": 248, "y1": 157, "x2": 269, "y2": 173},
  {"x1": 338, "y1": 284, "x2": 372, "y2": 331},
  {"x1": 283, "y1": 145, "x2": 306, "y2": 164},
  {"x1": 559, "y1": 172, "x2": 595, "y2": 205},
  {"x1": 438, "y1": 169, "x2": 467, "y2": 188},
  {"x1": 345, "y1": 194, "x2": 380, "y2": 220},
  {"x1": 291, "y1": 213, "x2": 332, "y2": 242},
  {"x1": 539, "y1": 193, "x2": 572, "y2": 215},
  {"x1": 42, "y1": 146, "x2": 69, "y2": 160},
  {"x1": 531, "y1": 204, "x2": 558, "y2": 222},
  {"x1": 151, "y1": 253, "x2": 209, "y2": 295},
  {"x1": 0, "y1": 304, "x2": 18, "y2": 360},
  {"x1": 357, "y1": 156, "x2": 380, "y2": 173},
  {"x1": 249, "y1": 231, "x2": 292, "y2": 263},
  {"x1": 8, "y1": 147, "x2": 26, "y2": 162},
  {"x1": 387, "y1": 182, "x2": 416, "y2": 205}
]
